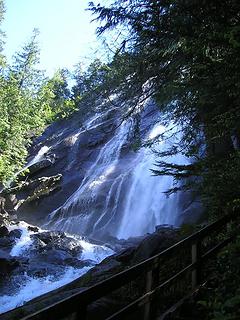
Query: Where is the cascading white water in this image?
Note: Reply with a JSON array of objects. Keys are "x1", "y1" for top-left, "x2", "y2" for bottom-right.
[
  {"x1": 16, "y1": 145, "x2": 50, "y2": 178},
  {"x1": 1, "y1": 146, "x2": 51, "y2": 192},
  {"x1": 116, "y1": 124, "x2": 185, "y2": 239},
  {"x1": 43, "y1": 109, "x2": 188, "y2": 239},
  {"x1": 44, "y1": 120, "x2": 132, "y2": 234},
  {"x1": 27, "y1": 146, "x2": 50, "y2": 167},
  {"x1": 0, "y1": 222, "x2": 113, "y2": 314}
]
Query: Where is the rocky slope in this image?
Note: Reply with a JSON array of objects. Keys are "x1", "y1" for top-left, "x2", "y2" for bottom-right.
[
  {"x1": 1, "y1": 97, "x2": 201, "y2": 240},
  {"x1": 0, "y1": 95, "x2": 202, "y2": 317}
]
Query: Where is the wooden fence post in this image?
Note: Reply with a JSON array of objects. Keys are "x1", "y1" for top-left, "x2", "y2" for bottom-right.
[
  {"x1": 144, "y1": 270, "x2": 153, "y2": 320},
  {"x1": 144, "y1": 262, "x2": 160, "y2": 320},
  {"x1": 191, "y1": 240, "x2": 201, "y2": 289}
]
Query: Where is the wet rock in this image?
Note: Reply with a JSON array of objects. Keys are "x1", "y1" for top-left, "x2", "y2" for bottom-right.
[
  {"x1": 64, "y1": 258, "x2": 95, "y2": 268},
  {"x1": 0, "y1": 226, "x2": 9, "y2": 237},
  {"x1": 0, "y1": 196, "x2": 7, "y2": 215},
  {"x1": 2, "y1": 193, "x2": 18, "y2": 211},
  {"x1": 27, "y1": 261, "x2": 65, "y2": 278},
  {"x1": 0, "y1": 196, "x2": 13, "y2": 225},
  {"x1": 31, "y1": 232, "x2": 83, "y2": 256},
  {"x1": 0, "y1": 249, "x2": 20, "y2": 277},
  {"x1": 5, "y1": 174, "x2": 62, "y2": 211},
  {"x1": 132, "y1": 226, "x2": 179, "y2": 263},
  {"x1": 24, "y1": 175, "x2": 62, "y2": 203},
  {"x1": 0, "y1": 213, "x2": 9, "y2": 226},
  {"x1": 28, "y1": 225, "x2": 39, "y2": 232},
  {"x1": 28, "y1": 159, "x2": 54, "y2": 176},
  {"x1": 31, "y1": 231, "x2": 65, "y2": 244},
  {"x1": 115, "y1": 247, "x2": 136, "y2": 263},
  {"x1": 8, "y1": 241, "x2": 87, "y2": 280},
  {"x1": 29, "y1": 237, "x2": 47, "y2": 254},
  {"x1": 9, "y1": 229, "x2": 22, "y2": 239},
  {"x1": 50, "y1": 237, "x2": 83, "y2": 256},
  {"x1": 26, "y1": 174, "x2": 62, "y2": 201},
  {"x1": 0, "y1": 237, "x2": 16, "y2": 251},
  {"x1": 34, "y1": 249, "x2": 73, "y2": 265}
]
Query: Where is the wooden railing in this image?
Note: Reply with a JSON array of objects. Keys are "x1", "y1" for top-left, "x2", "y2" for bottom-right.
[{"x1": 20, "y1": 212, "x2": 239, "y2": 320}]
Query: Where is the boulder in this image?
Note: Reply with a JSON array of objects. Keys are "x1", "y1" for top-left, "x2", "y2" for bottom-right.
[
  {"x1": 0, "y1": 237, "x2": 16, "y2": 251},
  {"x1": 0, "y1": 196, "x2": 7, "y2": 215},
  {"x1": 31, "y1": 231, "x2": 65, "y2": 244},
  {"x1": 0, "y1": 226, "x2": 9, "y2": 237},
  {"x1": 29, "y1": 237, "x2": 47, "y2": 255},
  {"x1": 0, "y1": 249, "x2": 20, "y2": 277},
  {"x1": 132, "y1": 226, "x2": 179, "y2": 263},
  {"x1": 31, "y1": 232, "x2": 83, "y2": 256},
  {"x1": 9, "y1": 229, "x2": 22, "y2": 239},
  {"x1": 28, "y1": 225, "x2": 39, "y2": 232},
  {"x1": 32, "y1": 249, "x2": 73, "y2": 265}
]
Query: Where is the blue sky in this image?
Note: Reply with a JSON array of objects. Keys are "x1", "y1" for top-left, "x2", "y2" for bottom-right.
[{"x1": 2, "y1": 0, "x2": 103, "y2": 76}]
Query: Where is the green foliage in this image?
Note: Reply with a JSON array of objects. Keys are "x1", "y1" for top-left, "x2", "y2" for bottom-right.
[
  {"x1": 0, "y1": 31, "x2": 51, "y2": 182},
  {"x1": 201, "y1": 152, "x2": 240, "y2": 218},
  {"x1": 0, "y1": 26, "x2": 78, "y2": 184},
  {"x1": 73, "y1": 59, "x2": 110, "y2": 97},
  {"x1": 0, "y1": 0, "x2": 5, "y2": 67},
  {"x1": 197, "y1": 237, "x2": 240, "y2": 320},
  {"x1": 46, "y1": 69, "x2": 77, "y2": 120}
]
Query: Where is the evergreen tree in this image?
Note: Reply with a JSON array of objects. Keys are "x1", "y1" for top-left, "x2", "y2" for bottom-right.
[
  {"x1": 89, "y1": 0, "x2": 240, "y2": 215},
  {"x1": 46, "y1": 68, "x2": 76, "y2": 120},
  {"x1": 0, "y1": 0, "x2": 5, "y2": 67},
  {"x1": 0, "y1": 28, "x2": 75, "y2": 184}
]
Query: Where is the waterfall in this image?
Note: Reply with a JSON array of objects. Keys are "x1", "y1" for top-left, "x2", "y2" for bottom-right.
[
  {"x1": 26, "y1": 146, "x2": 50, "y2": 167},
  {"x1": 116, "y1": 124, "x2": 185, "y2": 239},
  {"x1": 44, "y1": 120, "x2": 132, "y2": 235},
  {"x1": 42, "y1": 105, "x2": 188, "y2": 240}
]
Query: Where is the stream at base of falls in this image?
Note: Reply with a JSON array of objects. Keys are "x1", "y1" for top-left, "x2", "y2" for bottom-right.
[{"x1": 0, "y1": 221, "x2": 114, "y2": 314}]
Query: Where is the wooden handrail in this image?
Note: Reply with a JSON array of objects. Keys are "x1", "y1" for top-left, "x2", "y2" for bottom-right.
[{"x1": 20, "y1": 211, "x2": 238, "y2": 320}]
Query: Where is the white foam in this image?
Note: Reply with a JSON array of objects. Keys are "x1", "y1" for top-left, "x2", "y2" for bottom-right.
[
  {"x1": 28, "y1": 146, "x2": 50, "y2": 167},
  {"x1": 0, "y1": 267, "x2": 90, "y2": 314},
  {"x1": 148, "y1": 124, "x2": 166, "y2": 140},
  {"x1": 0, "y1": 221, "x2": 114, "y2": 314},
  {"x1": 9, "y1": 222, "x2": 36, "y2": 257},
  {"x1": 80, "y1": 240, "x2": 114, "y2": 263}
]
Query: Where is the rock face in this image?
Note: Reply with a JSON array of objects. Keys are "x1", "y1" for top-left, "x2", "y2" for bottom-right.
[
  {"x1": 2, "y1": 174, "x2": 62, "y2": 211},
  {"x1": 27, "y1": 158, "x2": 55, "y2": 176},
  {"x1": 0, "y1": 250, "x2": 19, "y2": 278},
  {"x1": 0, "y1": 226, "x2": 9, "y2": 237},
  {"x1": 1, "y1": 98, "x2": 201, "y2": 240}
]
